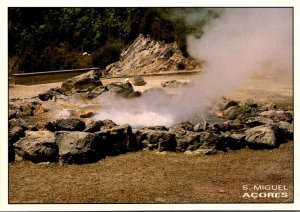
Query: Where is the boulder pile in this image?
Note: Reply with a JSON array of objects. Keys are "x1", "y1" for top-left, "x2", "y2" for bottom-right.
[{"x1": 9, "y1": 96, "x2": 293, "y2": 164}]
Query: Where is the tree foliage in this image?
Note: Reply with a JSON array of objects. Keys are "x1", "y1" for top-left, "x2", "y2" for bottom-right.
[{"x1": 8, "y1": 8, "x2": 221, "y2": 73}]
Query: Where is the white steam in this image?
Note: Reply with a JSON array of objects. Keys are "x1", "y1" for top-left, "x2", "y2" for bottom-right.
[{"x1": 94, "y1": 8, "x2": 292, "y2": 127}]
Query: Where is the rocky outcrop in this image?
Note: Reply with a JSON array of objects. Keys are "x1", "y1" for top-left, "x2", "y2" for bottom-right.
[
  {"x1": 106, "y1": 82, "x2": 141, "y2": 98},
  {"x1": 14, "y1": 131, "x2": 59, "y2": 163},
  {"x1": 104, "y1": 34, "x2": 200, "y2": 77}
]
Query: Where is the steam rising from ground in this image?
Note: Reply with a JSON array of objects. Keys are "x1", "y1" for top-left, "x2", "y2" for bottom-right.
[{"x1": 94, "y1": 8, "x2": 292, "y2": 127}]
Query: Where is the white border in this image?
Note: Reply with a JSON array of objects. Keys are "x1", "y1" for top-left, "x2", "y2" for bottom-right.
[{"x1": 1, "y1": 0, "x2": 299, "y2": 211}]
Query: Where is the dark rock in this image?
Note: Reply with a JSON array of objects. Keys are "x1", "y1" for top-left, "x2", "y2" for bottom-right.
[
  {"x1": 220, "y1": 132, "x2": 246, "y2": 150},
  {"x1": 259, "y1": 110, "x2": 293, "y2": 123},
  {"x1": 198, "y1": 132, "x2": 221, "y2": 150},
  {"x1": 61, "y1": 70, "x2": 103, "y2": 93},
  {"x1": 222, "y1": 100, "x2": 239, "y2": 111},
  {"x1": 9, "y1": 110, "x2": 17, "y2": 119},
  {"x1": 9, "y1": 126, "x2": 25, "y2": 145},
  {"x1": 55, "y1": 131, "x2": 101, "y2": 164},
  {"x1": 141, "y1": 126, "x2": 169, "y2": 131},
  {"x1": 52, "y1": 118, "x2": 86, "y2": 131},
  {"x1": 84, "y1": 119, "x2": 117, "y2": 132},
  {"x1": 132, "y1": 76, "x2": 147, "y2": 86},
  {"x1": 175, "y1": 131, "x2": 201, "y2": 152},
  {"x1": 14, "y1": 131, "x2": 58, "y2": 163},
  {"x1": 38, "y1": 87, "x2": 63, "y2": 101},
  {"x1": 80, "y1": 111, "x2": 95, "y2": 118},
  {"x1": 96, "y1": 124, "x2": 137, "y2": 155},
  {"x1": 223, "y1": 106, "x2": 244, "y2": 120},
  {"x1": 135, "y1": 130, "x2": 176, "y2": 151},
  {"x1": 244, "y1": 116, "x2": 274, "y2": 128},
  {"x1": 87, "y1": 86, "x2": 107, "y2": 99},
  {"x1": 245, "y1": 125, "x2": 277, "y2": 149},
  {"x1": 277, "y1": 121, "x2": 293, "y2": 140}
]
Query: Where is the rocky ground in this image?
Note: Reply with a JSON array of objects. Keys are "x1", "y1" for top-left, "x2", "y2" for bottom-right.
[{"x1": 8, "y1": 70, "x2": 293, "y2": 203}]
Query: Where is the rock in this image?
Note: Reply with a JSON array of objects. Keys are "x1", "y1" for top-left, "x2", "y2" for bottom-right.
[
  {"x1": 277, "y1": 121, "x2": 293, "y2": 140},
  {"x1": 9, "y1": 118, "x2": 27, "y2": 130},
  {"x1": 104, "y1": 34, "x2": 200, "y2": 77},
  {"x1": 220, "y1": 132, "x2": 246, "y2": 150},
  {"x1": 222, "y1": 100, "x2": 239, "y2": 111},
  {"x1": 261, "y1": 103, "x2": 277, "y2": 111},
  {"x1": 38, "y1": 87, "x2": 63, "y2": 101},
  {"x1": 14, "y1": 131, "x2": 58, "y2": 163},
  {"x1": 245, "y1": 125, "x2": 277, "y2": 149},
  {"x1": 79, "y1": 111, "x2": 95, "y2": 118},
  {"x1": 87, "y1": 86, "x2": 107, "y2": 99},
  {"x1": 259, "y1": 110, "x2": 293, "y2": 123},
  {"x1": 52, "y1": 118, "x2": 86, "y2": 131},
  {"x1": 84, "y1": 119, "x2": 117, "y2": 132},
  {"x1": 96, "y1": 124, "x2": 137, "y2": 155},
  {"x1": 31, "y1": 121, "x2": 55, "y2": 131},
  {"x1": 61, "y1": 70, "x2": 103, "y2": 93},
  {"x1": 219, "y1": 120, "x2": 245, "y2": 131},
  {"x1": 223, "y1": 106, "x2": 244, "y2": 120},
  {"x1": 171, "y1": 121, "x2": 194, "y2": 133},
  {"x1": 198, "y1": 132, "x2": 222, "y2": 150},
  {"x1": 244, "y1": 116, "x2": 274, "y2": 128},
  {"x1": 175, "y1": 131, "x2": 201, "y2": 152},
  {"x1": 132, "y1": 76, "x2": 147, "y2": 86},
  {"x1": 141, "y1": 126, "x2": 169, "y2": 131},
  {"x1": 9, "y1": 126, "x2": 25, "y2": 144},
  {"x1": 55, "y1": 131, "x2": 101, "y2": 164},
  {"x1": 161, "y1": 80, "x2": 189, "y2": 88},
  {"x1": 135, "y1": 130, "x2": 176, "y2": 152},
  {"x1": 106, "y1": 82, "x2": 141, "y2": 98},
  {"x1": 193, "y1": 120, "x2": 209, "y2": 132}
]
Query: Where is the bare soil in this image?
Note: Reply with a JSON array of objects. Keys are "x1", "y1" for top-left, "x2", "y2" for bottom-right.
[{"x1": 8, "y1": 73, "x2": 293, "y2": 203}]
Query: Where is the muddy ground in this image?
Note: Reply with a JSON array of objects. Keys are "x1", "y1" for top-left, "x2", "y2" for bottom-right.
[{"x1": 8, "y1": 73, "x2": 293, "y2": 203}]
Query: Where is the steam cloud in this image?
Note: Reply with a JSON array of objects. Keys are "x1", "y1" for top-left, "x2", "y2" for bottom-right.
[{"x1": 94, "y1": 8, "x2": 293, "y2": 128}]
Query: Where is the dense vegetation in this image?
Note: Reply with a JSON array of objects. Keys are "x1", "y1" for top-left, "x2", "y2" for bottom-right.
[{"x1": 8, "y1": 8, "x2": 221, "y2": 73}]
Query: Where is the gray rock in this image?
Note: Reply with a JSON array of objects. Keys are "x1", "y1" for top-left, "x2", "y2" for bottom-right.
[
  {"x1": 220, "y1": 132, "x2": 246, "y2": 150},
  {"x1": 87, "y1": 86, "x2": 107, "y2": 99},
  {"x1": 14, "y1": 131, "x2": 58, "y2": 163},
  {"x1": 55, "y1": 131, "x2": 101, "y2": 164},
  {"x1": 52, "y1": 118, "x2": 86, "y2": 131},
  {"x1": 84, "y1": 119, "x2": 117, "y2": 132},
  {"x1": 259, "y1": 110, "x2": 293, "y2": 123},
  {"x1": 223, "y1": 106, "x2": 244, "y2": 120},
  {"x1": 106, "y1": 82, "x2": 141, "y2": 98},
  {"x1": 96, "y1": 124, "x2": 137, "y2": 155},
  {"x1": 61, "y1": 70, "x2": 103, "y2": 93},
  {"x1": 135, "y1": 130, "x2": 176, "y2": 152},
  {"x1": 277, "y1": 121, "x2": 293, "y2": 140},
  {"x1": 245, "y1": 125, "x2": 277, "y2": 149}
]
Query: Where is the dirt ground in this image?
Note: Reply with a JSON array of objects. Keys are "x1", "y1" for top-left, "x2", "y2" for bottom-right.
[{"x1": 8, "y1": 73, "x2": 294, "y2": 204}]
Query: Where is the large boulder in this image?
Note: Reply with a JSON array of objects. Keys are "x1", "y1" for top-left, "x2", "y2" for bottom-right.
[
  {"x1": 106, "y1": 82, "x2": 141, "y2": 98},
  {"x1": 61, "y1": 70, "x2": 103, "y2": 93},
  {"x1": 96, "y1": 124, "x2": 137, "y2": 155},
  {"x1": 84, "y1": 119, "x2": 117, "y2": 132},
  {"x1": 14, "y1": 131, "x2": 59, "y2": 163},
  {"x1": 277, "y1": 121, "x2": 293, "y2": 140},
  {"x1": 219, "y1": 132, "x2": 246, "y2": 151},
  {"x1": 52, "y1": 118, "x2": 86, "y2": 131},
  {"x1": 245, "y1": 125, "x2": 277, "y2": 149},
  {"x1": 132, "y1": 76, "x2": 147, "y2": 86},
  {"x1": 55, "y1": 131, "x2": 101, "y2": 164},
  {"x1": 135, "y1": 130, "x2": 176, "y2": 152}
]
